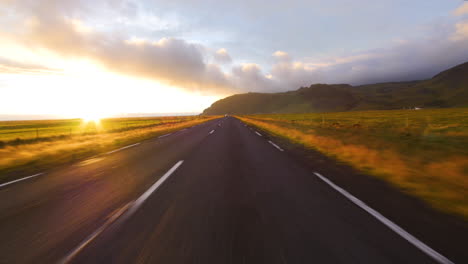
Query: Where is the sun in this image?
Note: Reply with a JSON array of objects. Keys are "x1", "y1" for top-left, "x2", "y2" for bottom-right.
[{"x1": 81, "y1": 113, "x2": 102, "y2": 124}]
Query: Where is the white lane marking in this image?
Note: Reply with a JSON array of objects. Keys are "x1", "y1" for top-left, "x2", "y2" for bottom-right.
[
  {"x1": 59, "y1": 202, "x2": 133, "y2": 264},
  {"x1": 313, "y1": 172, "x2": 454, "y2": 264},
  {"x1": 61, "y1": 161, "x2": 184, "y2": 263},
  {"x1": 105, "y1": 143, "x2": 140, "y2": 155},
  {"x1": 255, "y1": 131, "x2": 262, "y2": 136},
  {"x1": 158, "y1": 133, "x2": 171, "y2": 139},
  {"x1": 127, "y1": 160, "x2": 184, "y2": 215},
  {"x1": 77, "y1": 157, "x2": 105, "y2": 167},
  {"x1": 268, "y1": 140, "x2": 284, "y2": 151},
  {"x1": 0, "y1": 173, "x2": 44, "y2": 188},
  {"x1": 209, "y1": 130, "x2": 215, "y2": 134}
]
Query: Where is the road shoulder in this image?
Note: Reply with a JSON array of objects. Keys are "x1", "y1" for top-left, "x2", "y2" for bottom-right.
[{"x1": 240, "y1": 118, "x2": 468, "y2": 263}]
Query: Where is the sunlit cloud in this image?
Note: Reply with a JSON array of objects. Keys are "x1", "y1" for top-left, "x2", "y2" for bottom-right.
[
  {"x1": 0, "y1": 57, "x2": 60, "y2": 75},
  {"x1": 273, "y1": 51, "x2": 291, "y2": 62},
  {"x1": 1, "y1": 0, "x2": 468, "y2": 118},
  {"x1": 452, "y1": 21, "x2": 468, "y2": 41},
  {"x1": 453, "y1": 2, "x2": 468, "y2": 16},
  {"x1": 214, "y1": 48, "x2": 232, "y2": 64}
]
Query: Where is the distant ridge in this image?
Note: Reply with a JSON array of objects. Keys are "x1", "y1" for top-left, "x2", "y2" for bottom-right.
[{"x1": 202, "y1": 61, "x2": 468, "y2": 115}]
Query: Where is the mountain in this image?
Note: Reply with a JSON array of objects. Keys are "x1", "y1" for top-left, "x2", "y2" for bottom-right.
[{"x1": 202, "y1": 61, "x2": 468, "y2": 115}]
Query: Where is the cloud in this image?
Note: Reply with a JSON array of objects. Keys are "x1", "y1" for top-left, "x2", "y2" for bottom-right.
[
  {"x1": 452, "y1": 21, "x2": 468, "y2": 40},
  {"x1": 0, "y1": 57, "x2": 59, "y2": 75},
  {"x1": 0, "y1": 0, "x2": 235, "y2": 94},
  {"x1": 1, "y1": 0, "x2": 468, "y2": 96},
  {"x1": 265, "y1": 9, "x2": 468, "y2": 88},
  {"x1": 454, "y1": 2, "x2": 468, "y2": 16},
  {"x1": 213, "y1": 48, "x2": 232, "y2": 64},
  {"x1": 268, "y1": 25, "x2": 468, "y2": 87},
  {"x1": 272, "y1": 51, "x2": 291, "y2": 62},
  {"x1": 231, "y1": 63, "x2": 276, "y2": 92}
]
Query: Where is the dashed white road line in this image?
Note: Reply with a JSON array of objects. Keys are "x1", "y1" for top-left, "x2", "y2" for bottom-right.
[
  {"x1": 61, "y1": 160, "x2": 184, "y2": 264},
  {"x1": 59, "y1": 202, "x2": 132, "y2": 264},
  {"x1": 268, "y1": 140, "x2": 284, "y2": 151},
  {"x1": 127, "y1": 160, "x2": 184, "y2": 215},
  {"x1": 0, "y1": 173, "x2": 44, "y2": 188},
  {"x1": 105, "y1": 143, "x2": 140, "y2": 155},
  {"x1": 209, "y1": 130, "x2": 215, "y2": 134},
  {"x1": 313, "y1": 172, "x2": 454, "y2": 264},
  {"x1": 158, "y1": 133, "x2": 171, "y2": 139},
  {"x1": 255, "y1": 131, "x2": 262, "y2": 136}
]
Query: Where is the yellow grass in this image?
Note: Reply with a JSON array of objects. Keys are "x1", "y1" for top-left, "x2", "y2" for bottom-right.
[
  {"x1": 238, "y1": 111, "x2": 468, "y2": 219},
  {"x1": 0, "y1": 116, "x2": 218, "y2": 178}
]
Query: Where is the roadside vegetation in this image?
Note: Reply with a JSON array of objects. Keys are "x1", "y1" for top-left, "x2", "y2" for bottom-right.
[
  {"x1": 0, "y1": 116, "x2": 217, "y2": 180},
  {"x1": 0, "y1": 116, "x2": 197, "y2": 143},
  {"x1": 237, "y1": 108, "x2": 468, "y2": 218}
]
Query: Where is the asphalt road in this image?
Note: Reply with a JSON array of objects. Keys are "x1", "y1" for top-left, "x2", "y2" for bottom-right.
[{"x1": 0, "y1": 117, "x2": 464, "y2": 263}]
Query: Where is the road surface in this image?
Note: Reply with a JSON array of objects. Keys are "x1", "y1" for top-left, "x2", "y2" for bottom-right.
[{"x1": 0, "y1": 117, "x2": 465, "y2": 263}]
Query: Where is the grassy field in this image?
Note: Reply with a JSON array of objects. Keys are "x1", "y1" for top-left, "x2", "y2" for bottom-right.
[
  {"x1": 0, "y1": 116, "x2": 196, "y2": 144},
  {"x1": 237, "y1": 108, "x2": 468, "y2": 218},
  {"x1": 0, "y1": 116, "x2": 217, "y2": 180}
]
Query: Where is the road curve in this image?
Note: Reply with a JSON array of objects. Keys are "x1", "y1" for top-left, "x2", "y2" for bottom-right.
[{"x1": 0, "y1": 117, "x2": 465, "y2": 263}]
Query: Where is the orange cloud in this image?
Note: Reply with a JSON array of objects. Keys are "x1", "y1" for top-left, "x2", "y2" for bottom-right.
[{"x1": 453, "y1": 2, "x2": 468, "y2": 16}]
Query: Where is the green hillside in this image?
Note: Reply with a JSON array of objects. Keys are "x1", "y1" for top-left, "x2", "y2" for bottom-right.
[{"x1": 203, "y1": 61, "x2": 468, "y2": 115}]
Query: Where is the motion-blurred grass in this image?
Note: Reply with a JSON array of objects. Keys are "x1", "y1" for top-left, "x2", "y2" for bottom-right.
[
  {"x1": 0, "y1": 116, "x2": 217, "y2": 180},
  {"x1": 238, "y1": 108, "x2": 468, "y2": 218},
  {"x1": 0, "y1": 116, "x2": 195, "y2": 143}
]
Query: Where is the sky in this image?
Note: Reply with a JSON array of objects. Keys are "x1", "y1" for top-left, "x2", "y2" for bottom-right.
[{"x1": 1, "y1": 0, "x2": 468, "y2": 119}]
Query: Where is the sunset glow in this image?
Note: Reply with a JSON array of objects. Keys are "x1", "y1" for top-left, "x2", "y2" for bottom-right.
[
  {"x1": 0, "y1": 1, "x2": 467, "y2": 263},
  {"x1": 1, "y1": 0, "x2": 468, "y2": 120}
]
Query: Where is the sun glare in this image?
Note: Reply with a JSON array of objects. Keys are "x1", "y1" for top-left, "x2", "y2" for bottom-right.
[
  {"x1": 82, "y1": 114, "x2": 102, "y2": 124},
  {"x1": 0, "y1": 62, "x2": 221, "y2": 118}
]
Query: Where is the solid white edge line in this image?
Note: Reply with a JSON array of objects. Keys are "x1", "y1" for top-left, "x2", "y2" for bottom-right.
[
  {"x1": 255, "y1": 131, "x2": 262, "y2": 136},
  {"x1": 268, "y1": 140, "x2": 284, "y2": 151},
  {"x1": 0, "y1": 173, "x2": 44, "y2": 188},
  {"x1": 61, "y1": 161, "x2": 184, "y2": 264},
  {"x1": 209, "y1": 130, "x2": 215, "y2": 134},
  {"x1": 313, "y1": 172, "x2": 454, "y2": 264},
  {"x1": 105, "y1": 143, "x2": 140, "y2": 155}
]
